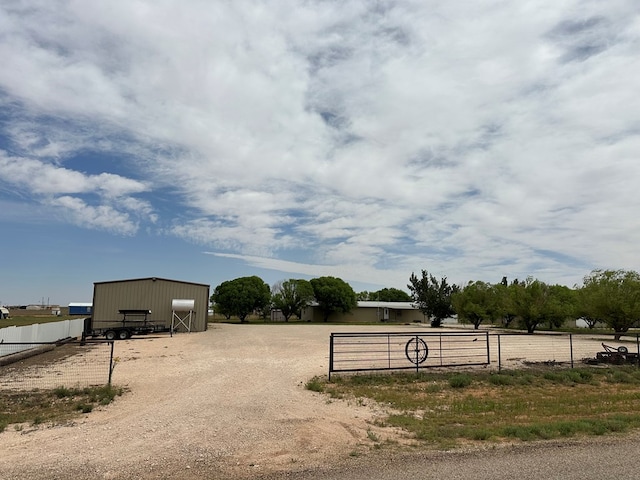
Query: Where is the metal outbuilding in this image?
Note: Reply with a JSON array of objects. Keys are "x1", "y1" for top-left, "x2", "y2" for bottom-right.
[
  {"x1": 69, "y1": 302, "x2": 93, "y2": 315},
  {"x1": 92, "y1": 277, "x2": 210, "y2": 332}
]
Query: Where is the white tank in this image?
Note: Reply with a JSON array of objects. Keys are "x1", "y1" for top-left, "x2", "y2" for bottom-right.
[{"x1": 171, "y1": 299, "x2": 195, "y2": 311}]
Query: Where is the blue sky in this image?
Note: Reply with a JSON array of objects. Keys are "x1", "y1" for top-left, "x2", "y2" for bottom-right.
[{"x1": 1, "y1": 1, "x2": 640, "y2": 306}]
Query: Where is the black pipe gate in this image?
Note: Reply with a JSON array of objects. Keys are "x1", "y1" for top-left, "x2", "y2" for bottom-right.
[{"x1": 329, "y1": 331, "x2": 490, "y2": 379}]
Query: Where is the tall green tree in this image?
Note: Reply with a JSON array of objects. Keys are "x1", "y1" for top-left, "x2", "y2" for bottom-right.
[
  {"x1": 211, "y1": 276, "x2": 271, "y2": 323},
  {"x1": 356, "y1": 288, "x2": 411, "y2": 302},
  {"x1": 494, "y1": 280, "x2": 518, "y2": 327},
  {"x1": 310, "y1": 276, "x2": 357, "y2": 322},
  {"x1": 271, "y1": 279, "x2": 314, "y2": 322},
  {"x1": 578, "y1": 269, "x2": 640, "y2": 339},
  {"x1": 510, "y1": 277, "x2": 545, "y2": 334},
  {"x1": 507, "y1": 277, "x2": 574, "y2": 333},
  {"x1": 540, "y1": 284, "x2": 576, "y2": 330},
  {"x1": 574, "y1": 285, "x2": 601, "y2": 329},
  {"x1": 408, "y1": 270, "x2": 459, "y2": 327},
  {"x1": 373, "y1": 288, "x2": 412, "y2": 302},
  {"x1": 452, "y1": 281, "x2": 498, "y2": 330}
]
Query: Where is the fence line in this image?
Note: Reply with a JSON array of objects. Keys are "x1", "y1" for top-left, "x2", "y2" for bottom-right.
[
  {"x1": 0, "y1": 319, "x2": 85, "y2": 357},
  {"x1": 0, "y1": 340, "x2": 114, "y2": 391},
  {"x1": 329, "y1": 331, "x2": 640, "y2": 377}
]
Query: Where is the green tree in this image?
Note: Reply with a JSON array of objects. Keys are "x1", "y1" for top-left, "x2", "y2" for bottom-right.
[
  {"x1": 356, "y1": 291, "x2": 372, "y2": 301},
  {"x1": 540, "y1": 284, "x2": 575, "y2": 330},
  {"x1": 451, "y1": 281, "x2": 498, "y2": 330},
  {"x1": 510, "y1": 277, "x2": 545, "y2": 333},
  {"x1": 578, "y1": 269, "x2": 640, "y2": 339},
  {"x1": 494, "y1": 280, "x2": 518, "y2": 327},
  {"x1": 356, "y1": 288, "x2": 411, "y2": 302},
  {"x1": 372, "y1": 287, "x2": 412, "y2": 302},
  {"x1": 574, "y1": 286, "x2": 600, "y2": 329},
  {"x1": 408, "y1": 270, "x2": 459, "y2": 327},
  {"x1": 310, "y1": 276, "x2": 357, "y2": 322},
  {"x1": 508, "y1": 277, "x2": 573, "y2": 334},
  {"x1": 211, "y1": 276, "x2": 271, "y2": 323},
  {"x1": 271, "y1": 279, "x2": 314, "y2": 322},
  {"x1": 212, "y1": 297, "x2": 233, "y2": 320}
]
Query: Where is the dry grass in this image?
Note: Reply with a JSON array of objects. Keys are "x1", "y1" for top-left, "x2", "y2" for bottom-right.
[{"x1": 314, "y1": 366, "x2": 640, "y2": 447}]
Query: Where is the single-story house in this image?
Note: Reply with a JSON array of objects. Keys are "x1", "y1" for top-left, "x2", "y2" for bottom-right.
[{"x1": 301, "y1": 301, "x2": 425, "y2": 323}]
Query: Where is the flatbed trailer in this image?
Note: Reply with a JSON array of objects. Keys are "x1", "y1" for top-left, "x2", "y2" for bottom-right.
[{"x1": 82, "y1": 309, "x2": 171, "y2": 341}]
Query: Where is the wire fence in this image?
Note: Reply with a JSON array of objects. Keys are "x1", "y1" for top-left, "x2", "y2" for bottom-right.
[
  {"x1": 494, "y1": 333, "x2": 640, "y2": 370},
  {"x1": 329, "y1": 330, "x2": 640, "y2": 377},
  {"x1": 0, "y1": 341, "x2": 114, "y2": 391}
]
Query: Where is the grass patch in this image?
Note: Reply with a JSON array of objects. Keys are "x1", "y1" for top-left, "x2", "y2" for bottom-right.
[
  {"x1": 449, "y1": 374, "x2": 472, "y2": 389},
  {"x1": 310, "y1": 367, "x2": 640, "y2": 448},
  {"x1": 305, "y1": 376, "x2": 325, "y2": 393},
  {"x1": 0, "y1": 385, "x2": 124, "y2": 431}
]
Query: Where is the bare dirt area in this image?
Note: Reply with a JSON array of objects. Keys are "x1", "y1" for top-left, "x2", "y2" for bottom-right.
[
  {"x1": 0, "y1": 324, "x2": 613, "y2": 479},
  {"x1": 0, "y1": 324, "x2": 407, "y2": 480}
]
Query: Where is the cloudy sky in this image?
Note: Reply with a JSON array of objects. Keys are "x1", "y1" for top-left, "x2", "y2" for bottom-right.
[{"x1": 1, "y1": 0, "x2": 639, "y2": 305}]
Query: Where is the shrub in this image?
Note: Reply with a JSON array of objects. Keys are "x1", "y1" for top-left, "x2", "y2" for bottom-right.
[{"x1": 449, "y1": 374, "x2": 472, "y2": 389}]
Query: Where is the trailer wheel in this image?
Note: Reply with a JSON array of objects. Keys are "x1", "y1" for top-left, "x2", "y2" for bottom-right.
[
  {"x1": 105, "y1": 330, "x2": 117, "y2": 341},
  {"x1": 118, "y1": 330, "x2": 130, "y2": 340}
]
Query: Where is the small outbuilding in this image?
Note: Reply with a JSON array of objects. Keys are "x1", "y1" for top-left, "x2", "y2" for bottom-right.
[
  {"x1": 92, "y1": 277, "x2": 210, "y2": 332},
  {"x1": 0, "y1": 307, "x2": 10, "y2": 319},
  {"x1": 69, "y1": 302, "x2": 93, "y2": 315}
]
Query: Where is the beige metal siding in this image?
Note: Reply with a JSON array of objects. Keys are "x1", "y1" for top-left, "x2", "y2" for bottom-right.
[{"x1": 92, "y1": 278, "x2": 210, "y2": 332}]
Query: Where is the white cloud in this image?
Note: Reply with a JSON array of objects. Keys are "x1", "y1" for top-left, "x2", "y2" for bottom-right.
[
  {"x1": 50, "y1": 195, "x2": 137, "y2": 235},
  {"x1": 1, "y1": 0, "x2": 640, "y2": 288},
  {"x1": 0, "y1": 150, "x2": 153, "y2": 233}
]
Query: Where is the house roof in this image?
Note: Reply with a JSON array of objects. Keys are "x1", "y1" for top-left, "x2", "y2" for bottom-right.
[
  {"x1": 93, "y1": 277, "x2": 209, "y2": 288},
  {"x1": 357, "y1": 301, "x2": 418, "y2": 310}
]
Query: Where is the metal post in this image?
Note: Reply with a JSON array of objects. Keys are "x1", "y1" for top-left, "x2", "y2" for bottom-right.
[
  {"x1": 328, "y1": 334, "x2": 334, "y2": 381},
  {"x1": 497, "y1": 334, "x2": 502, "y2": 371},
  {"x1": 415, "y1": 335, "x2": 420, "y2": 375},
  {"x1": 439, "y1": 334, "x2": 443, "y2": 366},
  {"x1": 569, "y1": 334, "x2": 574, "y2": 368},
  {"x1": 387, "y1": 334, "x2": 391, "y2": 370},
  {"x1": 108, "y1": 341, "x2": 115, "y2": 385},
  {"x1": 637, "y1": 334, "x2": 640, "y2": 368},
  {"x1": 485, "y1": 331, "x2": 490, "y2": 365}
]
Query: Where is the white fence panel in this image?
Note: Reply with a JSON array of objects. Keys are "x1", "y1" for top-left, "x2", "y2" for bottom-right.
[{"x1": 0, "y1": 319, "x2": 85, "y2": 357}]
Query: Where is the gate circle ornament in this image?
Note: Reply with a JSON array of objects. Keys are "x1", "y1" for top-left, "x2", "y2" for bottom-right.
[{"x1": 405, "y1": 337, "x2": 429, "y2": 364}]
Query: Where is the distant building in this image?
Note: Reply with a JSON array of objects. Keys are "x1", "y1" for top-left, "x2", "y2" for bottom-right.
[
  {"x1": 92, "y1": 277, "x2": 210, "y2": 332},
  {"x1": 302, "y1": 301, "x2": 425, "y2": 323},
  {"x1": 69, "y1": 303, "x2": 93, "y2": 316},
  {"x1": 0, "y1": 307, "x2": 10, "y2": 319}
]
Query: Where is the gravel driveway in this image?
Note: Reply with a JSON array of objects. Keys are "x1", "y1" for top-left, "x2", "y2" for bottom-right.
[
  {"x1": 0, "y1": 324, "x2": 397, "y2": 479},
  {"x1": 0, "y1": 323, "x2": 631, "y2": 479}
]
